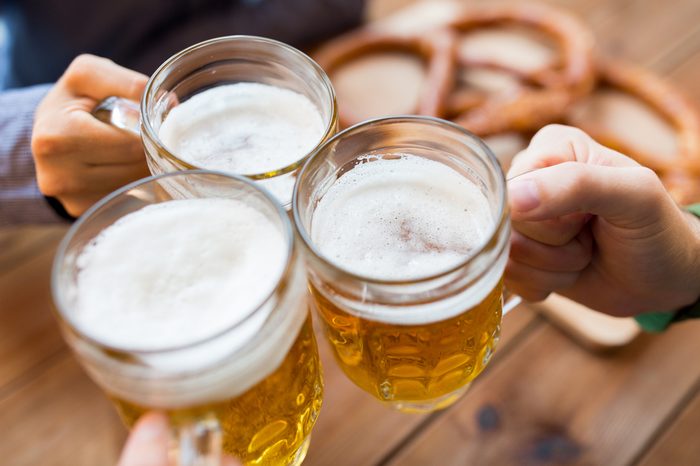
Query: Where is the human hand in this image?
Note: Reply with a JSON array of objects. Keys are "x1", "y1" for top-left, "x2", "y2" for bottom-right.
[
  {"x1": 32, "y1": 54, "x2": 150, "y2": 217},
  {"x1": 505, "y1": 124, "x2": 700, "y2": 316},
  {"x1": 117, "y1": 412, "x2": 240, "y2": 466}
]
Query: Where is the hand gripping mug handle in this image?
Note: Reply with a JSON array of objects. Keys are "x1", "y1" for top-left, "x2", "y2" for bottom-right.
[
  {"x1": 92, "y1": 96, "x2": 141, "y2": 135},
  {"x1": 172, "y1": 414, "x2": 223, "y2": 466}
]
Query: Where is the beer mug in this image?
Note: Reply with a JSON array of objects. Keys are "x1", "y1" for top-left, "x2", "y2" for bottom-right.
[
  {"x1": 293, "y1": 116, "x2": 519, "y2": 413},
  {"x1": 52, "y1": 171, "x2": 323, "y2": 465},
  {"x1": 93, "y1": 35, "x2": 338, "y2": 208}
]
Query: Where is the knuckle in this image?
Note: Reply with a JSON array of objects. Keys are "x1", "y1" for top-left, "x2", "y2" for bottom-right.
[
  {"x1": 64, "y1": 54, "x2": 110, "y2": 88},
  {"x1": 534, "y1": 124, "x2": 586, "y2": 143},
  {"x1": 570, "y1": 245, "x2": 592, "y2": 271},
  {"x1": 31, "y1": 132, "x2": 64, "y2": 160},
  {"x1": 509, "y1": 231, "x2": 530, "y2": 258},
  {"x1": 566, "y1": 163, "x2": 592, "y2": 196},
  {"x1": 36, "y1": 172, "x2": 67, "y2": 197},
  {"x1": 636, "y1": 166, "x2": 660, "y2": 185},
  {"x1": 634, "y1": 166, "x2": 666, "y2": 202},
  {"x1": 65, "y1": 202, "x2": 88, "y2": 218}
]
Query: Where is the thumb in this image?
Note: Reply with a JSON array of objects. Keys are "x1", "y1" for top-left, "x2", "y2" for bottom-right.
[
  {"x1": 507, "y1": 161, "x2": 667, "y2": 229},
  {"x1": 117, "y1": 412, "x2": 170, "y2": 466},
  {"x1": 63, "y1": 54, "x2": 148, "y2": 102}
]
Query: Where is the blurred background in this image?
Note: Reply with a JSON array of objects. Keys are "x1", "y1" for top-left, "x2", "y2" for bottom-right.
[{"x1": 1, "y1": 0, "x2": 700, "y2": 465}]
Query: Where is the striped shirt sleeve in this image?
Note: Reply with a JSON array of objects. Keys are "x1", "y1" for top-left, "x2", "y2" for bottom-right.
[{"x1": 0, "y1": 83, "x2": 66, "y2": 226}]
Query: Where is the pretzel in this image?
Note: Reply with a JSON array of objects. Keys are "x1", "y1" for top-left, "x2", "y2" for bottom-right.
[
  {"x1": 448, "y1": 3, "x2": 596, "y2": 136},
  {"x1": 314, "y1": 3, "x2": 595, "y2": 136},
  {"x1": 313, "y1": 29, "x2": 456, "y2": 128},
  {"x1": 565, "y1": 61, "x2": 700, "y2": 203}
]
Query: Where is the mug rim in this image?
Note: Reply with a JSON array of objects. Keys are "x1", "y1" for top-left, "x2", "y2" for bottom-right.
[
  {"x1": 292, "y1": 115, "x2": 508, "y2": 286},
  {"x1": 140, "y1": 35, "x2": 338, "y2": 181},
  {"x1": 51, "y1": 169, "x2": 296, "y2": 355}
]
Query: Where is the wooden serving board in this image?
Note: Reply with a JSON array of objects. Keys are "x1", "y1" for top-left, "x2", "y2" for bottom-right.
[{"x1": 528, "y1": 294, "x2": 641, "y2": 351}]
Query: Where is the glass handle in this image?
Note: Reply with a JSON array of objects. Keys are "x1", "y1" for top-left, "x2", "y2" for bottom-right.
[
  {"x1": 173, "y1": 415, "x2": 223, "y2": 466},
  {"x1": 503, "y1": 290, "x2": 522, "y2": 316},
  {"x1": 91, "y1": 96, "x2": 141, "y2": 135}
]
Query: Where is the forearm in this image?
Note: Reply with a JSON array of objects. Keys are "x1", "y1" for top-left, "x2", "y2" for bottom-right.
[{"x1": 0, "y1": 84, "x2": 65, "y2": 226}]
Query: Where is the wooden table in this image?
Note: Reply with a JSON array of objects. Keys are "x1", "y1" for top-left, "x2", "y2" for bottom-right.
[{"x1": 3, "y1": 1, "x2": 700, "y2": 464}]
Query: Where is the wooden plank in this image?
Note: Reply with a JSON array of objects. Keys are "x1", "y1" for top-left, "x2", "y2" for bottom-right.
[
  {"x1": 0, "y1": 222, "x2": 539, "y2": 466},
  {"x1": 0, "y1": 232, "x2": 67, "y2": 393},
  {"x1": 385, "y1": 320, "x2": 700, "y2": 466},
  {"x1": 0, "y1": 354, "x2": 125, "y2": 466},
  {"x1": 0, "y1": 226, "x2": 67, "y2": 276},
  {"x1": 636, "y1": 386, "x2": 700, "y2": 466},
  {"x1": 304, "y1": 305, "x2": 540, "y2": 466},
  {"x1": 2, "y1": 2, "x2": 699, "y2": 465},
  {"x1": 588, "y1": 0, "x2": 700, "y2": 67}
]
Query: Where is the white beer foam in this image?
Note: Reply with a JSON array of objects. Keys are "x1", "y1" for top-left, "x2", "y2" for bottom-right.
[
  {"x1": 69, "y1": 198, "x2": 310, "y2": 407},
  {"x1": 310, "y1": 154, "x2": 505, "y2": 325},
  {"x1": 74, "y1": 198, "x2": 287, "y2": 351},
  {"x1": 159, "y1": 83, "x2": 325, "y2": 204},
  {"x1": 312, "y1": 154, "x2": 494, "y2": 281}
]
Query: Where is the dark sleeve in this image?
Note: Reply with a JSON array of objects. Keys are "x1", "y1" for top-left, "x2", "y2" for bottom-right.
[
  {"x1": 131, "y1": 0, "x2": 366, "y2": 74},
  {"x1": 0, "y1": 84, "x2": 66, "y2": 226}
]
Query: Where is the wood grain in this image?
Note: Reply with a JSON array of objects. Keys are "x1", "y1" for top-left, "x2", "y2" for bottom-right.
[
  {"x1": 0, "y1": 226, "x2": 66, "y2": 276},
  {"x1": 0, "y1": 354, "x2": 126, "y2": 466},
  {"x1": 0, "y1": 229, "x2": 68, "y2": 392},
  {"x1": 385, "y1": 320, "x2": 700, "y2": 466},
  {"x1": 2, "y1": 0, "x2": 700, "y2": 465},
  {"x1": 303, "y1": 304, "x2": 539, "y2": 466},
  {"x1": 637, "y1": 386, "x2": 700, "y2": 466}
]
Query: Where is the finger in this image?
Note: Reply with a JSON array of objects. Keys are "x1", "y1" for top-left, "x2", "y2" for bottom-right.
[
  {"x1": 62, "y1": 54, "x2": 148, "y2": 101},
  {"x1": 508, "y1": 124, "x2": 640, "y2": 178},
  {"x1": 117, "y1": 412, "x2": 170, "y2": 466},
  {"x1": 505, "y1": 258, "x2": 579, "y2": 299},
  {"x1": 510, "y1": 229, "x2": 592, "y2": 272},
  {"x1": 39, "y1": 162, "x2": 149, "y2": 212},
  {"x1": 507, "y1": 161, "x2": 667, "y2": 229},
  {"x1": 503, "y1": 281, "x2": 551, "y2": 302},
  {"x1": 512, "y1": 213, "x2": 588, "y2": 246},
  {"x1": 74, "y1": 162, "x2": 150, "y2": 196},
  {"x1": 33, "y1": 109, "x2": 145, "y2": 165},
  {"x1": 86, "y1": 161, "x2": 151, "y2": 189}
]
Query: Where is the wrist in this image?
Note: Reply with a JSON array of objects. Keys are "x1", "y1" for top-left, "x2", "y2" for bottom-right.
[{"x1": 637, "y1": 204, "x2": 700, "y2": 333}]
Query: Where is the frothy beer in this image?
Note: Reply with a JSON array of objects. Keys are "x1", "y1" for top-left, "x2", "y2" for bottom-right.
[
  {"x1": 308, "y1": 153, "x2": 503, "y2": 411},
  {"x1": 71, "y1": 198, "x2": 322, "y2": 464},
  {"x1": 313, "y1": 154, "x2": 493, "y2": 283},
  {"x1": 159, "y1": 83, "x2": 325, "y2": 205}
]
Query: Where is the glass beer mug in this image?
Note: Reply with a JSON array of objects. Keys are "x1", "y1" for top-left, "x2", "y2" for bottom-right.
[
  {"x1": 93, "y1": 35, "x2": 338, "y2": 208},
  {"x1": 52, "y1": 171, "x2": 323, "y2": 465},
  {"x1": 293, "y1": 116, "x2": 519, "y2": 413}
]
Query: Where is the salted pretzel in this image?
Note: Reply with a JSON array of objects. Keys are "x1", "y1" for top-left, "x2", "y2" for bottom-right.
[
  {"x1": 447, "y1": 3, "x2": 596, "y2": 136},
  {"x1": 313, "y1": 29, "x2": 456, "y2": 128},
  {"x1": 565, "y1": 61, "x2": 700, "y2": 203},
  {"x1": 314, "y1": 3, "x2": 595, "y2": 135}
]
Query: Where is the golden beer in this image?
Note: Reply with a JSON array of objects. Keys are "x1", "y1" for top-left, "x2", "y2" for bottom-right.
[
  {"x1": 53, "y1": 172, "x2": 323, "y2": 465},
  {"x1": 294, "y1": 117, "x2": 512, "y2": 412},
  {"x1": 311, "y1": 283, "x2": 501, "y2": 410},
  {"x1": 114, "y1": 317, "x2": 322, "y2": 465}
]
